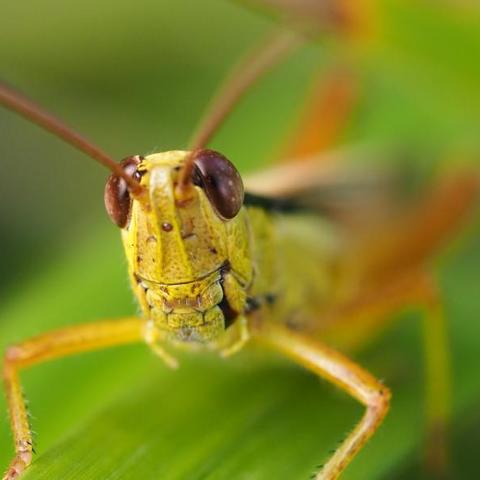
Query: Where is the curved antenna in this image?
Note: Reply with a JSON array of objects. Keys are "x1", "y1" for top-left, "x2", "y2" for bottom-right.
[
  {"x1": 0, "y1": 81, "x2": 144, "y2": 195},
  {"x1": 176, "y1": 29, "x2": 303, "y2": 198}
]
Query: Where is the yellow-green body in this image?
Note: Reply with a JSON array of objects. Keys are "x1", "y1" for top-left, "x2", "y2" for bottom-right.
[{"x1": 122, "y1": 151, "x2": 340, "y2": 353}]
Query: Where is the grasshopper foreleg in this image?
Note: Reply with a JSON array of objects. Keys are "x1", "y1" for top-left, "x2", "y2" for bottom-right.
[
  {"x1": 2, "y1": 317, "x2": 145, "y2": 480},
  {"x1": 319, "y1": 272, "x2": 451, "y2": 475},
  {"x1": 251, "y1": 319, "x2": 390, "y2": 480}
]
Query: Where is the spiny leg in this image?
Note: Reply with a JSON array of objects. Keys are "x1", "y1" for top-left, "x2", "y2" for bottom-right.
[
  {"x1": 2, "y1": 317, "x2": 146, "y2": 480},
  {"x1": 348, "y1": 169, "x2": 480, "y2": 286},
  {"x1": 250, "y1": 319, "x2": 390, "y2": 480},
  {"x1": 319, "y1": 273, "x2": 451, "y2": 476}
]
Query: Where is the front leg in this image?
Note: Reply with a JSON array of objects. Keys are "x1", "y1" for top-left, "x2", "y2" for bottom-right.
[
  {"x1": 251, "y1": 319, "x2": 390, "y2": 480},
  {"x1": 2, "y1": 317, "x2": 146, "y2": 480}
]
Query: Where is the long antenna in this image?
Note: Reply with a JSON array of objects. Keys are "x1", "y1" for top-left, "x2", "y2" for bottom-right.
[
  {"x1": 0, "y1": 81, "x2": 143, "y2": 195},
  {"x1": 176, "y1": 29, "x2": 303, "y2": 198}
]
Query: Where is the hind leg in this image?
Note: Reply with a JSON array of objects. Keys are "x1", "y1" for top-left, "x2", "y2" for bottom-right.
[
  {"x1": 319, "y1": 272, "x2": 451, "y2": 477},
  {"x1": 281, "y1": 66, "x2": 358, "y2": 161}
]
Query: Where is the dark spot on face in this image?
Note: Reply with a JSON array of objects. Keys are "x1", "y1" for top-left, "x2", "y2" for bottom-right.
[
  {"x1": 209, "y1": 247, "x2": 218, "y2": 255},
  {"x1": 134, "y1": 273, "x2": 142, "y2": 284},
  {"x1": 136, "y1": 255, "x2": 142, "y2": 263},
  {"x1": 162, "y1": 222, "x2": 173, "y2": 232}
]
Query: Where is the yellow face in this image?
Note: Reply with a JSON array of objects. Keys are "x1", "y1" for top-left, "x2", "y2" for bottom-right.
[{"x1": 113, "y1": 151, "x2": 252, "y2": 345}]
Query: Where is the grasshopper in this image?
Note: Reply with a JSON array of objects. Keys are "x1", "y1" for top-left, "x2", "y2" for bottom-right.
[{"x1": 1, "y1": 24, "x2": 479, "y2": 480}]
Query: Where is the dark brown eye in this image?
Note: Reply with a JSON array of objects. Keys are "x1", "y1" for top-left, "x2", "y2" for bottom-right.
[
  {"x1": 191, "y1": 149, "x2": 244, "y2": 219},
  {"x1": 104, "y1": 156, "x2": 142, "y2": 228}
]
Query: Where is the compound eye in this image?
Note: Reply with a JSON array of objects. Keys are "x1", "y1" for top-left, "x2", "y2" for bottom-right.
[
  {"x1": 191, "y1": 149, "x2": 244, "y2": 219},
  {"x1": 104, "y1": 156, "x2": 142, "y2": 228}
]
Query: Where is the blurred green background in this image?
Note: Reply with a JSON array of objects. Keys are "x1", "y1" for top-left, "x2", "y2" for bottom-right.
[{"x1": 1, "y1": 0, "x2": 480, "y2": 479}]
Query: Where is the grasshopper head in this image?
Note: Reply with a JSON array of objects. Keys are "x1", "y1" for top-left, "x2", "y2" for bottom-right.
[{"x1": 104, "y1": 150, "x2": 252, "y2": 345}]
